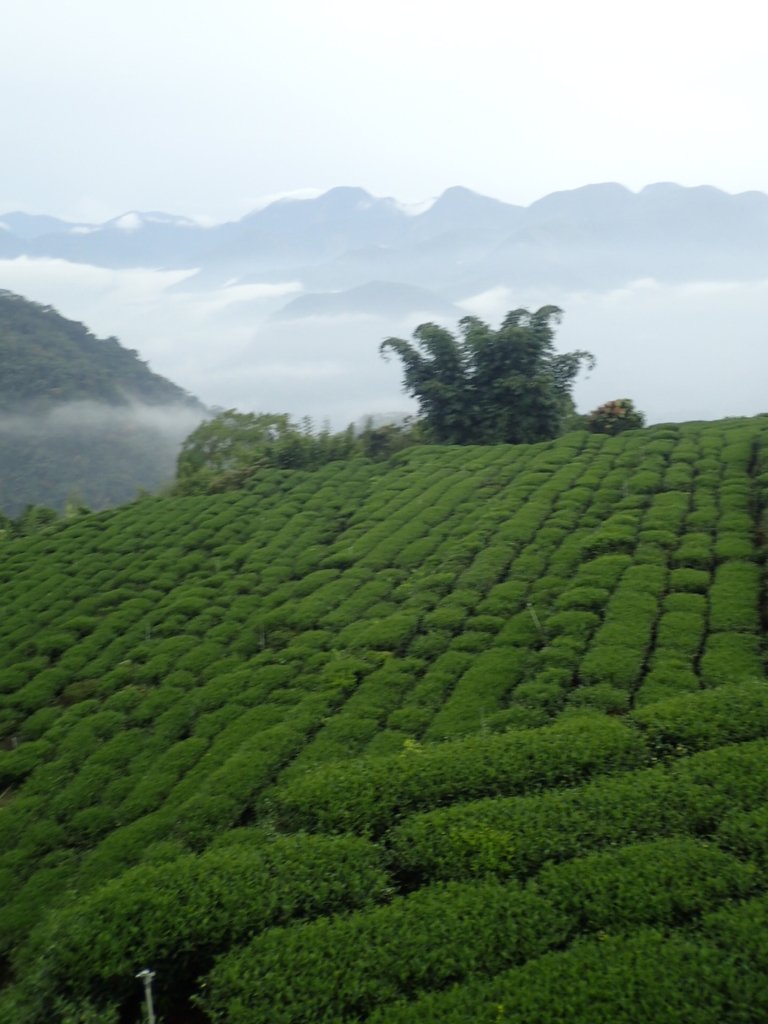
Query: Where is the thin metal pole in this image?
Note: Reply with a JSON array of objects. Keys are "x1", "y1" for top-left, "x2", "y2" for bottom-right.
[
  {"x1": 526, "y1": 601, "x2": 542, "y2": 631},
  {"x1": 136, "y1": 968, "x2": 156, "y2": 1024}
]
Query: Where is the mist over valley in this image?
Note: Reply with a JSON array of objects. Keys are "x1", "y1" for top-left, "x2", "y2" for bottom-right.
[{"x1": 2, "y1": 181, "x2": 768, "y2": 430}]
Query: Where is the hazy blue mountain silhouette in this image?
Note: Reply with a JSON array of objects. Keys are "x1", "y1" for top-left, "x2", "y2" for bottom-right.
[
  {"x1": 4, "y1": 183, "x2": 768, "y2": 303},
  {"x1": 272, "y1": 281, "x2": 461, "y2": 321}
]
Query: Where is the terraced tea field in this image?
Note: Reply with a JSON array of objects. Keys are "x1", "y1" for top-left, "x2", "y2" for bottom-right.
[{"x1": 1, "y1": 417, "x2": 768, "y2": 1022}]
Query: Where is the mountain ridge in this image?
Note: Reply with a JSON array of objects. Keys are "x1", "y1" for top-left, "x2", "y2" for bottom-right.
[
  {"x1": 0, "y1": 290, "x2": 206, "y2": 515},
  {"x1": 4, "y1": 181, "x2": 767, "y2": 281}
]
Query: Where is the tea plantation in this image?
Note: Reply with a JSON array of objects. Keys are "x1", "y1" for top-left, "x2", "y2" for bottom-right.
[{"x1": 1, "y1": 417, "x2": 768, "y2": 1022}]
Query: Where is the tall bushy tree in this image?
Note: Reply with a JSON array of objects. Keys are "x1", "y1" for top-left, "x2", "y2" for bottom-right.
[
  {"x1": 380, "y1": 307, "x2": 594, "y2": 445},
  {"x1": 587, "y1": 398, "x2": 645, "y2": 435},
  {"x1": 176, "y1": 411, "x2": 300, "y2": 482},
  {"x1": 174, "y1": 411, "x2": 360, "y2": 493}
]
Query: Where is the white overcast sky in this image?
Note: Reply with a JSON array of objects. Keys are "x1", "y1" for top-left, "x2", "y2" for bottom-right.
[{"x1": 2, "y1": 0, "x2": 765, "y2": 221}]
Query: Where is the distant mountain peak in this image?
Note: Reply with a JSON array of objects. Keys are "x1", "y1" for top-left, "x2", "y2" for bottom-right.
[
  {"x1": 315, "y1": 186, "x2": 377, "y2": 209},
  {"x1": 640, "y1": 182, "x2": 684, "y2": 195},
  {"x1": 4, "y1": 181, "x2": 768, "y2": 286},
  {"x1": 104, "y1": 211, "x2": 199, "y2": 232},
  {"x1": 429, "y1": 186, "x2": 517, "y2": 211},
  {"x1": 0, "y1": 211, "x2": 83, "y2": 240},
  {"x1": 530, "y1": 181, "x2": 633, "y2": 207},
  {"x1": 440, "y1": 185, "x2": 484, "y2": 199}
]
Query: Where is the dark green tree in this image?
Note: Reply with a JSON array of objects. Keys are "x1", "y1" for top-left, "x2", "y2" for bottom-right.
[
  {"x1": 174, "y1": 410, "x2": 361, "y2": 493},
  {"x1": 380, "y1": 307, "x2": 594, "y2": 445},
  {"x1": 587, "y1": 399, "x2": 646, "y2": 435},
  {"x1": 176, "y1": 411, "x2": 304, "y2": 491}
]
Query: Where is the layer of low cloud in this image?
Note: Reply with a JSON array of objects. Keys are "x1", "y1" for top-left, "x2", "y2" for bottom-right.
[
  {"x1": 2, "y1": 256, "x2": 767, "y2": 431},
  {"x1": 0, "y1": 400, "x2": 203, "y2": 440}
]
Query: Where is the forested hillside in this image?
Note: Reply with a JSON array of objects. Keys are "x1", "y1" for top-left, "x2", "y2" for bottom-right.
[
  {"x1": 0, "y1": 290, "x2": 205, "y2": 516},
  {"x1": 1, "y1": 418, "x2": 768, "y2": 1022}
]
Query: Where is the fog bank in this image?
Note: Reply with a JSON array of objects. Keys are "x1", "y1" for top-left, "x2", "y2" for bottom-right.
[{"x1": 2, "y1": 257, "x2": 766, "y2": 430}]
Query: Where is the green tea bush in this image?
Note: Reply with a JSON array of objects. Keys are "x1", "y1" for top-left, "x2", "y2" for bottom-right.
[
  {"x1": 0, "y1": 740, "x2": 52, "y2": 788},
  {"x1": 686, "y1": 508, "x2": 717, "y2": 530},
  {"x1": 170, "y1": 702, "x2": 307, "y2": 800},
  {"x1": 672, "y1": 738, "x2": 768, "y2": 807},
  {"x1": 544, "y1": 611, "x2": 600, "y2": 644},
  {"x1": 553, "y1": 586, "x2": 610, "y2": 611},
  {"x1": 365, "y1": 928, "x2": 750, "y2": 1024},
  {"x1": 424, "y1": 649, "x2": 530, "y2": 739},
  {"x1": 7, "y1": 668, "x2": 71, "y2": 714},
  {"x1": 340, "y1": 613, "x2": 420, "y2": 653},
  {"x1": 672, "y1": 532, "x2": 714, "y2": 570},
  {"x1": 16, "y1": 706, "x2": 60, "y2": 742},
  {"x1": 627, "y1": 469, "x2": 663, "y2": 494},
  {"x1": 403, "y1": 630, "x2": 449, "y2": 658},
  {"x1": 385, "y1": 762, "x2": 724, "y2": 885},
  {"x1": 619, "y1": 564, "x2": 667, "y2": 595},
  {"x1": 385, "y1": 706, "x2": 432, "y2": 734},
  {"x1": 475, "y1": 577, "x2": 528, "y2": 614},
  {"x1": 481, "y1": 706, "x2": 549, "y2": 732},
  {"x1": 547, "y1": 533, "x2": 595, "y2": 576},
  {"x1": 663, "y1": 463, "x2": 695, "y2": 490},
  {"x1": 565, "y1": 684, "x2": 630, "y2": 714},
  {"x1": 697, "y1": 894, "x2": 768, "y2": 1017},
  {"x1": 507, "y1": 680, "x2": 564, "y2": 713},
  {"x1": 495, "y1": 611, "x2": 541, "y2": 646},
  {"x1": 200, "y1": 881, "x2": 569, "y2": 1024},
  {"x1": 555, "y1": 485, "x2": 596, "y2": 509},
  {"x1": 663, "y1": 591, "x2": 707, "y2": 614},
  {"x1": 654, "y1": 611, "x2": 705, "y2": 657},
  {"x1": 718, "y1": 510, "x2": 754, "y2": 533},
  {"x1": 574, "y1": 554, "x2": 632, "y2": 588},
  {"x1": 450, "y1": 630, "x2": 493, "y2": 653},
  {"x1": 708, "y1": 561, "x2": 761, "y2": 633},
  {"x1": 363, "y1": 729, "x2": 413, "y2": 757},
  {"x1": 437, "y1": 587, "x2": 481, "y2": 610},
  {"x1": 643, "y1": 491, "x2": 689, "y2": 532},
  {"x1": 11, "y1": 834, "x2": 389, "y2": 1023},
  {"x1": 118, "y1": 737, "x2": 209, "y2": 819},
  {"x1": 270, "y1": 715, "x2": 645, "y2": 835},
  {"x1": 537, "y1": 636, "x2": 582, "y2": 671},
  {"x1": 633, "y1": 659, "x2": 700, "y2": 707},
  {"x1": 463, "y1": 614, "x2": 505, "y2": 635},
  {"x1": 631, "y1": 541, "x2": 667, "y2": 565},
  {"x1": 714, "y1": 533, "x2": 756, "y2": 561},
  {"x1": 578, "y1": 645, "x2": 645, "y2": 689},
  {"x1": 581, "y1": 526, "x2": 636, "y2": 557},
  {"x1": 389, "y1": 738, "x2": 768, "y2": 885},
  {"x1": 699, "y1": 632, "x2": 763, "y2": 686},
  {"x1": 458, "y1": 546, "x2": 512, "y2": 591},
  {"x1": 716, "y1": 805, "x2": 768, "y2": 867},
  {"x1": 507, "y1": 549, "x2": 548, "y2": 581},
  {"x1": 0, "y1": 664, "x2": 34, "y2": 694},
  {"x1": 595, "y1": 622, "x2": 649, "y2": 648},
  {"x1": 526, "y1": 574, "x2": 563, "y2": 607},
  {"x1": 629, "y1": 681, "x2": 768, "y2": 754},
  {"x1": 48, "y1": 762, "x2": 123, "y2": 821},
  {"x1": 421, "y1": 606, "x2": 466, "y2": 630},
  {"x1": 532, "y1": 835, "x2": 756, "y2": 932},
  {"x1": 637, "y1": 528, "x2": 677, "y2": 549}
]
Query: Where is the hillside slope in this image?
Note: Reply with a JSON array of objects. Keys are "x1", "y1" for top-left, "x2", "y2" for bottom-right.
[
  {"x1": 0, "y1": 290, "x2": 205, "y2": 516},
  {"x1": 1, "y1": 419, "x2": 768, "y2": 1022}
]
